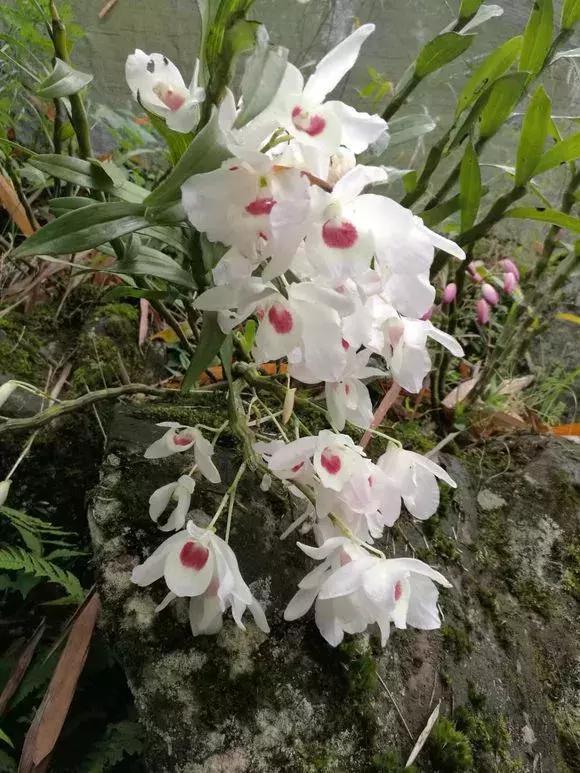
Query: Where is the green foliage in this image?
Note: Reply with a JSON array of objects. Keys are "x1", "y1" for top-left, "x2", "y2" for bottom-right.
[
  {"x1": 459, "y1": 0, "x2": 484, "y2": 20},
  {"x1": 182, "y1": 312, "x2": 226, "y2": 390},
  {"x1": 515, "y1": 86, "x2": 551, "y2": 185},
  {"x1": 0, "y1": 546, "x2": 83, "y2": 602},
  {"x1": 36, "y1": 58, "x2": 93, "y2": 99},
  {"x1": 459, "y1": 142, "x2": 481, "y2": 231},
  {"x1": 520, "y1": 0, "x2": 554, "y2": 76},
  {"x1": 80, "y1": 721, "x2": 144, "y2": 772},
  {"x1": 415, "y1": 33, "x2": 475, "y2": 78},
  {"x1": 454, "y1": 35, "x2": 523, "y2": 118},
  {"x1": 478, "y1": 72, "x2": 529, "y2": 139},
  {"x1": 505, "y1": 206, "x2": 580, "y2": 230},
  {"x1": 534, "y1": 131, "x2": 580, "y2": 174},
  {"x1": 561, "y1": 0, "x2": 580, "y2": 29}
]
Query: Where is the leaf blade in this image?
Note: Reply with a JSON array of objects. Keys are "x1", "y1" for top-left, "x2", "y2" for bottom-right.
[
  {"x1": 459, "y1": 142, "x2": 482, "y2": 231},
  {"x1": 515, "y1": 85, "x2": 552, "y2": 185},
  {"x1": 415, "y1": 32, "x2": 476, "y2": 78},
  {"x1": 520, "y1": 0, "x2": 554, "y2": 76},
  {"x1": 182, "y1": 312, "x2": 226, "y2": 391}
]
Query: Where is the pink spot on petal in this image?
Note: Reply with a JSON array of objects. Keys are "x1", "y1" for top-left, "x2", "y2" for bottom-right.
[
  {"x1": 368, "y1": 475, "x2": 373, "y2": 487},
  {"x1": 339, "y1": 550, "x2": 352, "y2": 567},
  {"x1": 394, "y1": 580, "x2": 402, "y2": 602},
  {"x1": 173, "y1": 431, "x2": 194, "y2": 447},
  {"x1": 179, "y1": 541, "x2": 209, "y2": 570},
  {"x1": 291, "y1": 461, "x2": 304, "y2": 473},
  {"x1": 322, "y1": 219, "x2": 358, "y2": 249},
  {"x1": 258, "y1": 231, "x2": 269, "y2": 241},
  {"x1": 267, "y1": 304, "x2": 293, "y2": 334},
  {"x1": 344, "y1": 383, "x2": 351, "y2": 396},
  {"x1": 320, "y1": 448, "x2": 341, "y2": 475},
  {"x1": 341, "y1": 338, "x2": 350, "y2": 351},
  {"x1": 245, "y1": 197, "x2": 276, "y2": 216},
  {"x1": 291, "y1": 105, "x2": 326, "y2": 137},
  {"x1": 229, "y1": 165, "x2": 239, "y2": 171},
  {"x1": 256, "y1": 307, "x2": 265, "y2": 321}
]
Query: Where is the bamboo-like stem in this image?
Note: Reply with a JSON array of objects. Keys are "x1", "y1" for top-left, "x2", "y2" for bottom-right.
[
  {"x1": 0, "y1": 384, "x2": 178, "y2": 437},
  {"x1": 533, "y1": 165, "x2": 580, "y2": 280},
  {"x1": 49, "y1": 0, "x2": 92, "y2": 159}
]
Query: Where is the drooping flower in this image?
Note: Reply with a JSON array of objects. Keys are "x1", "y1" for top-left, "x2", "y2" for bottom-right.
[
  {"x1": 376, "y1": 444, "x2": 456, "y2": 520},
  {"x1": 324, "y1": 347, "x2": 384, "y2": 431},
  {"x1": 149, "y1": 475, "x2": 196, "y2": 532},
  {"x1": 378, "y1": 309, "x2": 463, "y2": 393},
  {"x1": 144, "y1": 423, "x2": 221, "y2": 484},
  {"x1": 284, "y1": 538, "x2": 451, "y2": 646},
  {"x1": 503, "y1": 271, "x2": 518, "y2": 294},
  {"x1": 132, "y1": 522, "x2": 269, "y2": 637},
  {"x1": 264, "y1": 24, "x2": 388, "y2": 156},
  {"x1": 125, "y1": 50, "x2": 205, "y2": 133}
]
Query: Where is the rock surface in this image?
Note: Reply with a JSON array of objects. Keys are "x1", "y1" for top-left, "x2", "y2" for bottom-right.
[{"x1": 89, "y1": 400, "x2": 580, "y2": 772}]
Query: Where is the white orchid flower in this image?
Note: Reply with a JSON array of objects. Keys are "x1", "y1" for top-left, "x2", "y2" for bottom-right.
[
  {"x1": 377, "y1": 444, "x2": 456, "y2": 521},
  {"x1": 324, "y1": 346, "x2": 384, "y2": 431},
  {"x1": 267, "y1": 24, "x2": 387, "y2": 155},
  {"x1": 0, "y1": 480, "x2": 11, "y2": 507},
  {"x1": 144, "y1": 423, "x2": 221, "y2": 484},
  {"x1": 181, "y1": 154, "x2": 311, "y2": 278},
  {"x1": 132, "y1": 522, "x2": 269, "y2": 637},
  {"x1": 149, "y1": 475, "x2": 196, "y2": 532},
  {"x1": 285, "y1": 538, "x2": 451, "y2": 646},
  {"x1": 125, "y1": 50, "x2": 205, "y2": 133},
  {"x1": 375, "y1": 307, "x2": 463, "y2": 394},
  {"x1": 0, "y1": 381, "x2": 17, "y2": 410}
]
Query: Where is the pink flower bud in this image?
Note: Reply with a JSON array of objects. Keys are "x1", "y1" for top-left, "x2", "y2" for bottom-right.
[
  {"x1": 482, "y1": 283, "x2": 499, "y2": 306},
  {"x1": 476, "y1": 298, "x2": 491, "y2": 325},
  {"x1": 503, "y1": 272, "x2": 517, "y2": 294},
  {"x1": 442, "y1": 283, "x2": 457, "y2": 304},
  {"x1": 467, "y1": 262, "x2": 483, "y2": 283},
  {"x1": 498, "y1": 258, "x2": 519, "y2": 281}
]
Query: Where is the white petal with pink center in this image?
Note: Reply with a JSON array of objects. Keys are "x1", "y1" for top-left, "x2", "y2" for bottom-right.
[
  {"x1": 143, "y1": 424, "x2": 220, "y2": 484},
  {"x1": 312, "y1": 429, "x2": 365, "y2": 491},
  {"x1": 125, "y1": 50, "x2": 205, "y2": 133},
  {"x1": 131, "y1": 522, "x2": 269, "y2": 637}
]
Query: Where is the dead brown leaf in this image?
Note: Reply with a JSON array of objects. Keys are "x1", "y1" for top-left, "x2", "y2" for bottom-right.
[
  {"x1": 0, "y1": 176, "x2": 35, "y2": 236},
  {"x1": 18, "y1": 593, "x2": 100, "y2": 773},
  {"x1": 0, "y1": 621, "x2": 45, "y2": 717}
]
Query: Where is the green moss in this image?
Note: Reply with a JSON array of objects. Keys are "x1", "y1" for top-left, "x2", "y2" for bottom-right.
[
  {"x1": 510, "y1": 577, "x2": 552, "y2": 619},
  {"x1": 561, "y1": 543, "x2": 580, "y2": 601},
  {"x1": 0, "y1": 316, "x2": 47, "y2": 381},
  {"x1": 371, "y1": 750, "x2": 418, "y2": 772},
  {"x1": 338, "y1": 639, "x2": 378, "y2": 699},
  {"x1": 441, "y1": 624, "x2": 473, "y2": 661},
  {"x1": 427, "y1": 717, "x2": 473, "y2": 772},
  {"x1": 417, "y1": 515, "x2": 462, "y2": 565}
]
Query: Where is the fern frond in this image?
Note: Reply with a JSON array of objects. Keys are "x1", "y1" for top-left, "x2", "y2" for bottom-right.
[
  {"x1": 80, "y1": 721, "x2": 144, "y2": 773},
  {"x1": 0, "y1": 506, "x2": 75, "y2": 536},
  {"x1": 0, "y1": 546, "x2": 83, "y2": 601}
]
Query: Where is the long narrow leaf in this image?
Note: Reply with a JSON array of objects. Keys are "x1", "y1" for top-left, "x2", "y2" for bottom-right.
[
  {"x1": 534, "y1": 132, "x2": 580, "y2": 174},
  {"x1": 505, "y1": 206, "x2": 580, "y2": 230},
  {"x1": 515, "y1": 86, "x2": 551, "y2": 185},
  {"x1": 415, "y1": 32, "x2": 475, "y2": 78},
  {"x1": 182, "y1": 312, "x2": 225, "y2": 391},
  {"x1": 561, "y1": 0, "x2": 580, "y2": 29},
  {"x1": 479, "y1": 71, "x2": 528, "y2": 139},
  {"x1": 459, "y1": 142, "x2": 482, "y2": 230},
  {"x1": 520, "y1": 0, "x2": 554, "y2": 76},
  {"x1": 36, "y1": 58, "x2": 93, "y2": 99},
  {"x1": 13, "y1": 203, "x2": 148, "y2": 257}
]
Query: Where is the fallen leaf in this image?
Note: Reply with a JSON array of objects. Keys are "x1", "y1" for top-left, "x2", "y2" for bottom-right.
[
  {"x1": 442, "y1": 376, "x2": 480, "y2": 409},
  {"x1": 19, "y1": 593, "x2": 100, "y2": 773},
  {"x1": 0, "y1": 621, "x2": 45, "y2": 717},
  {"x1": 405, "y1": 701, "x2": 441, "y2": 768},
  {"x1": 497, "y1": 375, "x2": 534, "y2": 396},
  {"x1": 550, "y1": 423, "x2": 580, "y2": 436},
  {"x1": 555, "y1": 312, "x2": 580, "y2": 325},
  {"x1": 0, "y1": 176, "x2": 35, "y2": 236}
]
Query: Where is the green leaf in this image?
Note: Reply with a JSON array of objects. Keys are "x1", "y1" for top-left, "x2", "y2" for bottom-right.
[
  {"x1": 534, "y1": 131, "x2": 580, "y2": 174},
  {"x1": 515, "y1": 86, "x2": 552, "y2": 185},
  {"x1": 235, "y1": 26, "x2": 288, "y2": 127},
  {"x1": 220, "y1": 335, "x2": 234, "y2": 385},
  {"x1": 239, "y1": 319, "x2": 257, "y2": 354},
  {"x1": 505, "y1": 206, "x2": 580, "y2": 230},
  {"x1": 403, "y1": 170, "x2": 418, "y2": 194},
  {"x1": 415, "y1": 32, "x2": 476, "y2": 78},
  {"x1": 459, "y1": 142, "x2": 482, "y2": 231},
  {"x1": 102, "y1": 286, "x2": 167, "y2": 302},
  {"x1": 13, "y1": 202, "x2": 149, "y2": 258},
  {"x1": 479, "y1": 71, "x2": 529, "y2": 140},
  {"x1": 145, "y1": 108, "x2": 230, "y2": 207},
  {"x1": 388, "y1": 113, "x2": 436, "y2": 146},
  {"x1": 29, "y1": 155, "x2": 147, "y2": 202},
  {"x1": 455, "y1": 35, "x2": 523, "y2": 117},
  {"x1": 0, "y1": 546, "x2": 83, "y2": 601},
  {"x1": 182, "y1": 312, "x2": 225, "y2": 391},
  {"x1": 459, "y1": 0, "x2": 484, "y2": 19},
  {"x1": 49, "y1": 196, "x2": 94, "y2": 216},
  {"x1": 0, "y1": 729, "x2": 13, "y2": 749},
  {"x1": 421, "y1": 194, "x2": 461, "y2": 227},
  {"x1": 114, "y1": 245, "x2": 196, "y2": 289},
  {"x1": 36, "y1": 57, "x2": 93, "y2": 99},
  {"x1": 520, "y1": 0, "x2": 554, "y2": 76},
  {"x1": 561, "y1": 0, "x2": 580, "y2": 29},
  {"x1": 139, "y1": 103, "x2": 194, "y2": 164}
]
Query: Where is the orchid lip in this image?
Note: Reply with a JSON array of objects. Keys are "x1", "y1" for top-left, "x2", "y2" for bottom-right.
[
  {"x1": 179, "y1": 541, "x2": 210, "y2": 570},
  {"x1": 291, "y1": 105, "x2": 326, "y2": 137},
  {"x1": 268, "y1": 304, "x2": 294, "y2": 334},
  {"x1": 320, "y1": 448, "x2": 341, "y2": 475},
  {"x1": 322, "y1": 219, "x2": 358, "y2": 249}
]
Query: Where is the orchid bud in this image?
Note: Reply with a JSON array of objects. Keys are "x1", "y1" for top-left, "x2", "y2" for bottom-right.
[
  {"x1": 441, "y1": 283, "x2": 457, "y2": 304},
  {"x1": 503, "y1": 272, "x2": 517, "y2": 294},
  {"x1": 0, "y1": 381, "x2": 17, "y2": 410},
  {"x1": 467, "y1": 262, "x2": 483, "y2": 283},
  {"x1": 498, "y1": 258, "x2": 519, "y2": 281},
  {"x1": 476, "y1": 298, "x2": 491, "y2": 325},
  {"x1": 481, "y1": 283, "x2": 499, "y2": 306},
  {"x1": 327, "y1": 148, "x2": 356, "y2": 187},
  {"x1": 282, "y1": 387, "x2": 296, "y2": 424},
  {"x1": 0, "y1": 480, "x2": 11, "y2": 507}
]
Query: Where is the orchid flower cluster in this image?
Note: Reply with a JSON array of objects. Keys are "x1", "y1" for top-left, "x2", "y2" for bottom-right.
[{"x1": 128, "y1": 23, "x2": 465, "y2": 647}]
